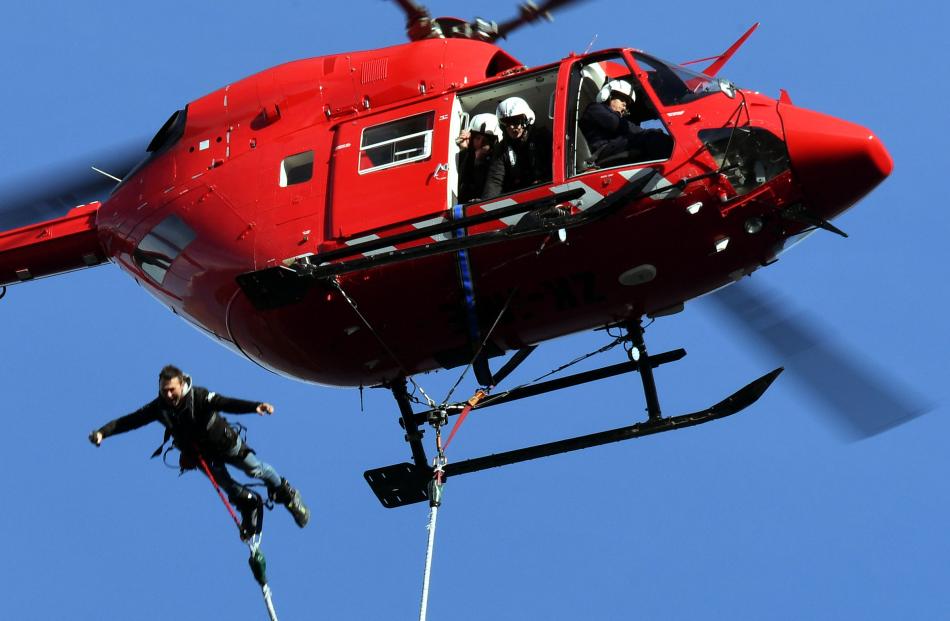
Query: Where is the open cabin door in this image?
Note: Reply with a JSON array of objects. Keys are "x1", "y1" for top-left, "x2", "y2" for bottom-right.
[{"x1": 328, "y1": 96, "x2": 457, "y2": 240}]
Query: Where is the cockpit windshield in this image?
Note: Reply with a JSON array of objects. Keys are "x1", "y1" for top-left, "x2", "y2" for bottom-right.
[{"x1": 633, "y1": 53, "x2": 734, "y2": 106}]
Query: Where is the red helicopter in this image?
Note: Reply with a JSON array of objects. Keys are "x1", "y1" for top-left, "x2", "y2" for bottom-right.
[{"x1": 0, "y1": 0, "x2": 907, "y2": 508}]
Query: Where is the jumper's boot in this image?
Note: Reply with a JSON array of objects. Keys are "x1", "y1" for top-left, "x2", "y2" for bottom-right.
[
  {"x1": 233, "y1": 488, "x2": 264, "y2": 540},
  {"x1": 270, "y1": 478, "x2": 309, "y2": 528}
]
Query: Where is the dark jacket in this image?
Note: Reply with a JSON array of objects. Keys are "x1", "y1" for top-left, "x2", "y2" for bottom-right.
[
  {"x1": 96, "y1": 377, "x2": 262, "y2": 456},
  {"x1": 457, "y1": 146, "x2": 493, "y2": 203},
  {"x1": 579, "y1": 101, "x2": 648, "y2": 151},
  {"x1": 579, "y1": 102, "x2": 673, "y2": 164},
  {"x1": 483, "y1": 126, "x2": 553, "y2": 199}
]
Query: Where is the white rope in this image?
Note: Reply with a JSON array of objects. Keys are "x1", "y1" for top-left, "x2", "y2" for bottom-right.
[
  {"x1": 419, "y1": 453, "x2": 447, "y2": 621},
  {"x1": 247, "y1": 539, "x2": 280, "y2": 621},
  {"x1": 419, "y1": 502, "x2": 440, "y2": 621},
  {"x1": 261, "y1": 584, "x2": 279, "y2": 621},
  {"x1": 248, "y1": 531, "x2": 264, "y2": 548}
]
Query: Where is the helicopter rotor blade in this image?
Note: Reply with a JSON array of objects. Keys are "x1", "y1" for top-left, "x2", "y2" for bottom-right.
[
  {"x1": 704, "y1": 279, "x2": 931, "y2": 440},
  {"x1": 491, "y1": 0, "x2": 590, "y2": 41},
  {"x1": 388, "y1": 0, "x2": 438, "y2": 40},
  {"x1": 0, "y1": 141, "x2": 144, "y2": 231},
  {"x1": 390, "y1": 0, "x2": 431, "y2": 24}
]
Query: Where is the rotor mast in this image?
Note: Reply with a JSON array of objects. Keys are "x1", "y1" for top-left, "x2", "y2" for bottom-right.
[{"x1": 391, "y1": 0, "x2": 586, "y2": 42}]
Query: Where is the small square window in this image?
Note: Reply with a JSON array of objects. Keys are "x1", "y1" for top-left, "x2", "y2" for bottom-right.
[
  {"x1": 280, "y1": 150, "x2": 314, "y2": 187},
  {"x1": 358, "y1": 112, "x2": 434, "y2": 174}
]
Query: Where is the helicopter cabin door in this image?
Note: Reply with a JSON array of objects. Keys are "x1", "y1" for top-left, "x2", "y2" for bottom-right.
[{"x1": 328, "y1": 97, "x2": 457, "y2": 240}]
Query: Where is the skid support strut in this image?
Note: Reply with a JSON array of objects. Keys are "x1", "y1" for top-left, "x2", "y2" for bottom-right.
[
  {"x1": 365, "y1": 322, "x2": 784, "y2": 509},
  {"x1": 627, "y1": 320, "x2": 662, "y2": 421},
  {"x1": 392, "y1": 377, "x2": 429, "y2": 470}
]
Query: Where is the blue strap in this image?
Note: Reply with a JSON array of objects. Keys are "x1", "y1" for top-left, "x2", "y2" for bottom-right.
[{"x1": 452, "y1": 204, "x2": 481, "y2": 348}]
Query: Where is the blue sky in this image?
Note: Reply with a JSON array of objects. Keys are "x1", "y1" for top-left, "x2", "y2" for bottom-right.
[{"x1": 1, "y1": 1, "x2": 947, "y2": 619}]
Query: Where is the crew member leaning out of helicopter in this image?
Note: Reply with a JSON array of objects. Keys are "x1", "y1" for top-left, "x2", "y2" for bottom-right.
[
  {"x1": 483, "y1": 97, "x2": 553, "y2": 199},
  {"x1": 455, "y1": 113, "x2": 503, "y2": 203},
  {"x1": 579, "y1": 79, "x2": 672, "y2": 167},
  {"x1": 89, "y1": 365, "x2": 309, "y2": 540}
]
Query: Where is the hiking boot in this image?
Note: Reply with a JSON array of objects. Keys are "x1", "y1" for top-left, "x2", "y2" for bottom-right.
[
  {"x1": 270, "y1": 478, "x2": 310, "y2": 528},
  {"x1": 234, "y1": 488, "x2": 264, "y2": 540}
]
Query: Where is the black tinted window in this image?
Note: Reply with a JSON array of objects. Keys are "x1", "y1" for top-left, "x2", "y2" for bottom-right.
[{"x1": 133, "y1": 214, "x2": 196, "y2": 284}]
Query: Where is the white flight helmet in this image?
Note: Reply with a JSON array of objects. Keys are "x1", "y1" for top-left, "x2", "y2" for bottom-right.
[
  {"x1": 495, "y1": 97, "x2": 536, "y2": 126},
  {"x1": 597, "y1": 79, "x2": 636, "y2": 106},
  {"x1": 468, "y1": 113, "x2": 503, "y2": 142}
]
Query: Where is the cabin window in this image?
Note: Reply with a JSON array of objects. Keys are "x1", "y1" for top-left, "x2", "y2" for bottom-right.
[
  {"x1": 567, "y1": 54, "x2": 673, "y2": 176},
  {"x1": 454, "y1": 67, "x2": 559, "y2": 200},
  {"x1": 133, "y1": 214, "x2": 196, "y2": 284},
  {"x1": 280, "y1": 150, "x2": 314, "y2": 187},
  {"x1": 358, "y1": 112, "x2": 434, "y2": 174}
]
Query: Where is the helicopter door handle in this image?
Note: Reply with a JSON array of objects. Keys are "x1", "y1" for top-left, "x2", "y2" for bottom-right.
[{"x1": 433, "y1": 163, "x2": 449, "y2": 181}]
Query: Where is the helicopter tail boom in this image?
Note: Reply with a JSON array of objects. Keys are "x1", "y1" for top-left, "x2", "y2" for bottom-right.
[{"x1": 0, "y1": 202, "x2": 108, "y2": 286}]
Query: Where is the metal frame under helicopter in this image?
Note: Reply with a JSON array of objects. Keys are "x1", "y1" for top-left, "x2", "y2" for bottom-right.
[{"x1": 364, "y1": 318, "x2": 783, "y2": 508}]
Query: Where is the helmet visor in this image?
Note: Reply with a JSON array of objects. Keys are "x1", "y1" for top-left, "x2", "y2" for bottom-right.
[
  {"x1": 500, "y1": 114, "x2": 529, "y2": 128},
  {"x1": 470, "y1": 131, "x2": 497, "y2": 146},
  {"x1": 611, "y1": 91, "x2": 634, "y2": 108}
]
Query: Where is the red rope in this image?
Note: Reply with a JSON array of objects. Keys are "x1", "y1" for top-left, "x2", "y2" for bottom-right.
[
  {"x1": 442, "y1": 389, "x2": 488, "y2": 452},
  {"x1": 194, "y1": 450, "x2": 241, "y2": 530}
]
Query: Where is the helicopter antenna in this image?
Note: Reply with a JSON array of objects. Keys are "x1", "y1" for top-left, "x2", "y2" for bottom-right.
[
  {"x1": 90, "y1": 166, "x2": 122, "y2": 183},
  {"x1": 583, "y1": 33, "x2": 598, "y2": 54}
]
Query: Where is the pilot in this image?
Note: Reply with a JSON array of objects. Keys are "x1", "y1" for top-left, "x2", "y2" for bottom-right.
[
  {"x1": 456, "y1": 113, "x2": 503, "y2": 203},
  {"x1": 483, "y1": 97, "x2": 553, "y2": 198},
  {"x1": 89, "y1": 364, "x2": 310, "y2": 540},
  {"x1": 579, "y1": 79, "x2": 673, "y2": 166}
]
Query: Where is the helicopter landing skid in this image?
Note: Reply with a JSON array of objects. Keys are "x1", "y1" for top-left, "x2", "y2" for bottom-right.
[{"x1": 364, "y1": 322, "x2": 784, "y2": 509}]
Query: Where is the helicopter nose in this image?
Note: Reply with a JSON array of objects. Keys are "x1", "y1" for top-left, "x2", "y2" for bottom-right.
[{"x1": 779, "y1": 105, "x2": 892, "y2": 217}]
